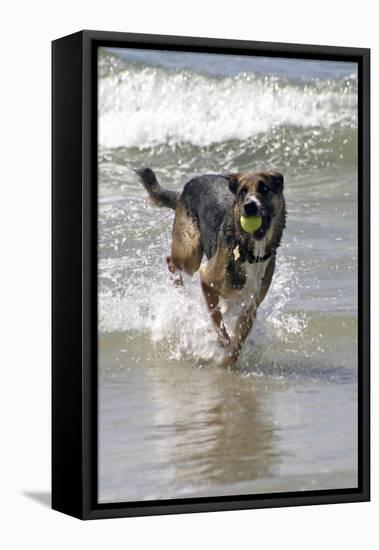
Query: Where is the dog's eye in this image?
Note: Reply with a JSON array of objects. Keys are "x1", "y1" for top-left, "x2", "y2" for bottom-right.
[
  {"x1": 259, "y1": 182, "x2": 270, "y2": 194},
  {"x1": 239, "y1": 188, "x2": 247, "y2": 199}
]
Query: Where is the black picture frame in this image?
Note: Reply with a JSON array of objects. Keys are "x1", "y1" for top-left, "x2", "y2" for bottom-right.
[{"x1": 52, "y1": 29, "x2": 370, "y2": 520}]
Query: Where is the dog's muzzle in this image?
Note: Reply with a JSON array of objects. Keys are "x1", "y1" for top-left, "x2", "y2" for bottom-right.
[
  {"x1": 243, "y1": 198, "x2": 260, "y2": 217},
  {"x1": 243, "y1": 198, "x2": 271, "y2": 239}
]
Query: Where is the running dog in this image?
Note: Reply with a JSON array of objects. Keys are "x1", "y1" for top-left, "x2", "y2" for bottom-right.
[{"x1": 136, "y1": 168, "x2": 286, "y2": 366}]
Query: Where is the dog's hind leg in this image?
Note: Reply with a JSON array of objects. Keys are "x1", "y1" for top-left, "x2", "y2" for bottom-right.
[
  {"x1": 167, "y1": 204, "x2": 203, "y2": 286},
  {"x1": 166, "y1": 255, "x2": 184, "y2": 287}
]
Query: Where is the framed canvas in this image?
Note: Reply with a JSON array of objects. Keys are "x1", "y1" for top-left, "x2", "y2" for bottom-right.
[{"x1": 52, "y1": 30, "x2": 370, "y2": 520}]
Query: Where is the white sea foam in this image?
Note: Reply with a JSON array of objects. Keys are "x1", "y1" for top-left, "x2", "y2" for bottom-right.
[{"x1": 99, "y1": 66, "x2": 357, "y2": 149}]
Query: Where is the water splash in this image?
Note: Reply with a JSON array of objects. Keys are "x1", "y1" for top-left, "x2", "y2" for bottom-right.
[{"x1": 99, "y1": 251, "x2": 308, "y2": 367}]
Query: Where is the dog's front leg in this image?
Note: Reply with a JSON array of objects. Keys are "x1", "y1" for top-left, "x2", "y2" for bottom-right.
[
  {"x1": 223, "y1": 305, "x2": 256, "y2": 366},
  {"x1": 234, "y1": 305, "x2": 256, "y2": 350},
  {"x1": 200, "y1": 280, "x2": 230, "y2": 347}
]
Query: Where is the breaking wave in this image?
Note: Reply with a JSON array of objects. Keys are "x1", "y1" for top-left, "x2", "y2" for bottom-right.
[{"x1": 99, "y1": 52, "x2": 357, "y2": 149}]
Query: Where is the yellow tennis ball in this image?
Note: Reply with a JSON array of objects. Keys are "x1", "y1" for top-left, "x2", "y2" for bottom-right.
[{"x1": 240, "y1": 215, "x2": 262, "y2": 233}]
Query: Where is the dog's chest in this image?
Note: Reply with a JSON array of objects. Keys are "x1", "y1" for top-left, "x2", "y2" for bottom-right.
[
  {"x1": 241, "y1": 260, "x2": 267, "y2": 303},
  {"x1": 222, "y1": 259, "x2": 267, "y2": 316},
  {"x1": 228, "y1": 241, "x2": 269, "y2": 303}
]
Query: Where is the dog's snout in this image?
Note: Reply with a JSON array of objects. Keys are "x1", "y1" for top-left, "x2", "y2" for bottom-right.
[{"x1": 243, "y1": 198, "x2": 259, "y2": 216}]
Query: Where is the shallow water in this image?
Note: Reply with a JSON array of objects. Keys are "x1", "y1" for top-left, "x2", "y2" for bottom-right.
[{"x1": 97, "y1": 48, "x2": 358, "y2": 503}]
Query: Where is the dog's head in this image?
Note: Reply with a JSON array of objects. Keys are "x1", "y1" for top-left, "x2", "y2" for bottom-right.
[{"x1": 228, "y1": 171, "x2": 285, "y2": 240}]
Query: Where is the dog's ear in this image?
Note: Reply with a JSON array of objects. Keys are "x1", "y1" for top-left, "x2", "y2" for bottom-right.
[
  {"x1": 269, "y1": 171, "x2": 284, "y2": 192},
  {"x1": 227, "y1": 174, "x2": 241, "y2": 195}
]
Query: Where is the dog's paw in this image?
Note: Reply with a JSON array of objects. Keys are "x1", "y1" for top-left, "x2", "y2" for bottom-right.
[
  {"x1": 217, "y1": 331, "x2": 231, "y2": 348},
  {"x1": 220, "y1": 346, "x2": 240, "y2": 368}
]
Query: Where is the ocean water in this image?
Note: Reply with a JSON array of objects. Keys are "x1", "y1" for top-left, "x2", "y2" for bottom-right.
[{"x1": 98, "y1": 47, "x2": 358, "y2": 503}]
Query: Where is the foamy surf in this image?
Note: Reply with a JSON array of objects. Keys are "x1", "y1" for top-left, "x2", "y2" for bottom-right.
[{"x1": 99, "y1": 54, "x2": 357, "y2": 149}]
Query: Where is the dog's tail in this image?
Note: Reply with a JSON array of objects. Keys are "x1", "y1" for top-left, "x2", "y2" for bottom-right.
[{"x1": 135, "y1": 167, "x2": 178, "y2": 210}]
